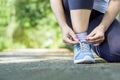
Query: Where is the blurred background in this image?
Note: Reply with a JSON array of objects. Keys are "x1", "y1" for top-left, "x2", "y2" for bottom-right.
[
  {"x1": 0, "y1": 0, "x2": 120, "y2": 52},
  {"x1": 0, "y1": 0, "x2": 74, "y2": 52}
]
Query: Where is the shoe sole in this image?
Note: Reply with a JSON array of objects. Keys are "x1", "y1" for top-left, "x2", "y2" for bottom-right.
[{"x1": 74, "y1": 56, "x2": 95, "y2": 64}]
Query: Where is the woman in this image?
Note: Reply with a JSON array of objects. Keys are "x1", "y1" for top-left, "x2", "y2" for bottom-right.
[{"x1": 50, "y1": 0, "x2": 120, "y2": 63}]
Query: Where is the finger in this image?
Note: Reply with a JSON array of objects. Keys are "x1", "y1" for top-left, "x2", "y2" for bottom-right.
[
  {"x1": 88, "y1": 34, "x2": 101, "y2": 40},
  {"x1": 93, "y1": 40, "x2": 104, "y2": 46},
  {"x1": 86, "y1": 32, "x2": 95, "y2": 39},
  {"x1": 63, "y1": 37, "x2": 78, "y2": 45},
  {"x1": 88, "y1": 38, "x2": 103, "y2": 43},
  {"x1": 93, "y1": 44, "x2": 100, "y2": 46},
  {"x1": 90, "y1": 40, "x2": 103, "y2": 46},
  {"x1": 70, "y1": 32, "x2": 79, "y2": 42},
  {"x1": 87, "y1": 36, "x2": 104, "y2": 43}
]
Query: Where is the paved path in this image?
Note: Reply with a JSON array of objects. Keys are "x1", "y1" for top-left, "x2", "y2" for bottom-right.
[{"x1": 0, "y1": 49, "x2": 120, "y2": 80}]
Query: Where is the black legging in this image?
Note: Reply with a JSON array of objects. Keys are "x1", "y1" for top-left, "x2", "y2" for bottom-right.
[
  {"x1": 62, "y1": 0, "x2": 120, "y2": 62},
  {"x1": 68, "y1": 0, "x2": 94, "y2": 10}
]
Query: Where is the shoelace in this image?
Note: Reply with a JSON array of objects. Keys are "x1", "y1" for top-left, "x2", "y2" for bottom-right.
[
  {"x1": 79, "y1": 41, "x2": 90, "y2": 52},
  {"x1": 75, "y1": 41, "x2": 90, "y2": 58}
]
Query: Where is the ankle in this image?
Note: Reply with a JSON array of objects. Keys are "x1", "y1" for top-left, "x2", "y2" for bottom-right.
[{"x1": 76, "y1": 32, "x2": 87, "y2": 42}]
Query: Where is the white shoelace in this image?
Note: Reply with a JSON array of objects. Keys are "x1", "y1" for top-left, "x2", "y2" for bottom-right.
[
  {"x1": 75, "y1": 41, "x2": 90, "y2": 58},
  {"x1": 79, "y1": 41, "x2": 90, "y2": 52}
]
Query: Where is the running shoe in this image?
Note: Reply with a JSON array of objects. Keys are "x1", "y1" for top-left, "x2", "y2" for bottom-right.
[{"x1": 74, "y1": 41, "x2": 95, "y2": 64}]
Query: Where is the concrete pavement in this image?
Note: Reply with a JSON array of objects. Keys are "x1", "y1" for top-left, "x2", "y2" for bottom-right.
[{"x1": 0, "y1": 49, "x2": 120, "y2": 80}]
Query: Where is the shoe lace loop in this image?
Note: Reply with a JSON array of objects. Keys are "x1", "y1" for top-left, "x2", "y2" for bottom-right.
[{"x1": 79, "y1": 41, "x2": 89, "y2": 52}]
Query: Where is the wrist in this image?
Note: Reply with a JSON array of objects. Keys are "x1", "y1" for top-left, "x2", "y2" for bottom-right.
[
  {"x1": 98, "y1": 24, "x2": 108, "y2": 32},
  {"x1": 60, "y1": 24, "x2": 69, "y2": 30}
]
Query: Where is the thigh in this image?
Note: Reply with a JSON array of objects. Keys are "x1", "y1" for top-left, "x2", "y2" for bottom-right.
[
  {"x1": 106, "y1": 19, "x2": 120, "y2": 56},
  {"x1": 101, "y1": 19, "x2": 120, "y2": 62},
  {"x1": 88, "y1": 15, "x2": 120, "y2": 62}
]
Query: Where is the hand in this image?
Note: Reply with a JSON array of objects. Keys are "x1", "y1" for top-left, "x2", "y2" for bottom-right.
[
  {"x1": 86, "y1": 26, "x2": 105, "y2": 46},
  {"x1": 61, "y1": 25, "x2": 79, "y2": 45}
]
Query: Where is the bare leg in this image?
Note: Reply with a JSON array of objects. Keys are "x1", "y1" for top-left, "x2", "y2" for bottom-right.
[
  {"x1": 68, "y1": 0, "x2": 95, "y2": 64},
  {"x1": 68, "y1": 0, "x2": 94, "y2": 34},
  {"x1": 70, "y1": 10, "x2": 91, "y2": 33}
]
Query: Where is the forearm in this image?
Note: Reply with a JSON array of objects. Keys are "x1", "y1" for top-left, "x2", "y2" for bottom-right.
[
  {"x1": 99, "y1": 0, "x2": 120, "y2": 31},
  {"x1": 50, "y1": 0, "x2": 67, "y2": 29}
]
